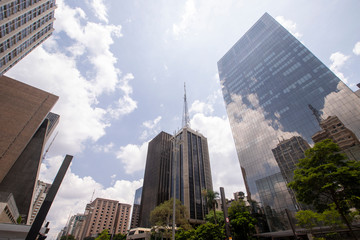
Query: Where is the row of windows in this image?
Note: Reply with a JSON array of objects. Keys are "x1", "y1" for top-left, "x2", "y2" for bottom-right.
[
  {"x1": 0, "y1": 23, "x2": 51, "y2": 68},
  {"x1": 0, "y1": 0, "x2": 55, "y2": 21},
  {"x1": 0, "y1": 5, "x2": 54, "y2": 38},
  {"x1": 0, "y1": 13, "x2": 53, "y2": 53}
]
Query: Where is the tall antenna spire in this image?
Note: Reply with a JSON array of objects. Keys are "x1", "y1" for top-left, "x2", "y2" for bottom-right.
[
  {"x1": 308, "y1": 104, "x2": 322, "y2": 125},
  {"x1": 182, "y1": 83, "x2": 190, "y2": 128}
]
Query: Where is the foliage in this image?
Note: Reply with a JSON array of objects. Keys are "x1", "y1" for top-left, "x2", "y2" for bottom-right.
[
  {"x1": 60, "y1": 235, "x2": 76, "y2": 240},
  {"x1": 288, "y1": 139, "x2": 360, "y2": 239},
  {"x1": 150, "y1": 198, "x2": 191, "y2": 230},
  {"x1": 16, "y1": 215, "x2": 22, "y2": 224},
  {"x1": 295, "y1": 210, "x2": 321, "y2": 232},
  {"x1": 205, "y1": 210, "x2": 224, "y2": 226},
  {"x1": 194, "y1": 222, "x2": 225, "y2": 240},
  {"x1": 83, "y1": 237, "x2": 95, "y2": 240},
  {"x1": 228, "y1": 200, "x2": 256, "y2": 240},
  {"x1": 175, "y1": 228, "x2": 195, "y2": 240},
  {"x1": 202, "y1": 189, "x2": 220, "y2": 224},
  {"x1": 95, "y1": 229, "x2": 110, "y2": 240},
  {"x1": 175, "y1": 223, "x2": 224, "y2": 240},
  {"x1": 112, "y1": 233, "x2": 126, "y2": 240}
]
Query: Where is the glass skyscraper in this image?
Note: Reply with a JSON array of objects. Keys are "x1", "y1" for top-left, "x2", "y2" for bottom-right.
[{"x1": 218, "y1": 12, "x2": 360, "y2": 232}]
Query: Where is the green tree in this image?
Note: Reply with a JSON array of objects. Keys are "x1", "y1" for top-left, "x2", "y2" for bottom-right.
[
  {"x1": 60, "y1": 235, "x2": 76, "y2": 240},
  {"x1": 175, "y1": 228, "x2": 195, "y2": 240},
  {"x1": 295, "y1": 210, "x2": 321, "y2": 238},
  {"x1": 175, "y1": 223, "x2": 224, "y2": 240},
  {"x1": 228, "y1": 200, "x2": 256, "y2": 240},
  {"x1": 205, "y1": 210, "x2": 224, "y2": 226},
  {"x1": 112, "y1": 233, "x2": 126, "y2": 240},
  {"x1": 83, "y1": 237, "x2": 95, "y2": 240},
  {"x1": 95, "y1": 229, "x2": 110, "y2": 240},
  {"x1": 288, "y1": 139, "x2": 360, "y2": 240},
  {"x1": 202, "y1": 189, "x2": 220, "y2": 224},
  {"x1": 150, "y1": 198, "x2": 191, "y2": 230},
  {"x1": 194, "y1": 222, "x2": 225, "y2": 240}
]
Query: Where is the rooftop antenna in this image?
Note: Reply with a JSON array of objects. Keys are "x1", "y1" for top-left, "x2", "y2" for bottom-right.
[
  {"x1": 308, "y1": 104, "x2": 322, "y2": 125},
  {"x1": 42, "y1": 131, "x2": 58, "y2": 160},
  {"x1": 90, "y1": 189, "x2": 95, "y2": 203},
  {"x1": 182, "y1": 83, "x2": 190, "y2": 128}
]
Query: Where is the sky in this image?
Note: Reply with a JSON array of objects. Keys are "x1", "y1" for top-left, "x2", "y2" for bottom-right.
[{"x1": 6, "y1": 0, "x2": 360, "y2": 238}]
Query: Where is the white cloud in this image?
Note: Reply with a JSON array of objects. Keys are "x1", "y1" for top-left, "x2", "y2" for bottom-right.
[
  {"x1": 39, "y1": 155, "x2": 143, "y2": 239},
  {"x1": 172, "y1": 0, "x2": 241, "y2": 39},
  {"x1": 87, "y1": 0, "x2": 109, "y2": 23},
  {"x1": 275, "y1": 16, "x2": 302, "y2": 39},
  {"x1": 329, "y1": 51, "x2": 350, "y2": 83},
  {"x1": 353, "y1": 41, "x2": 360, "y2": 56},
  {"x1": 140, "y1": 116, "x2": 162, "y2": 140},
  {"x1": 189, "y1": 100, "x2": 214, "y2": 115},
  {"x1": 93, "y1": 142, "x2": 114, "y2": 153},
  {"x1": 116, "y1": 142, "x2": 149, "y2": 174},
  {"x1": 7, "y1": 0, "x2": 136, "y2": 155},
  {"x1": 143, "y1": 116, "x2": 162, "y2": 129},
  {"x1": 173, "y1": 0, "x2": 197, "y2": 38}
]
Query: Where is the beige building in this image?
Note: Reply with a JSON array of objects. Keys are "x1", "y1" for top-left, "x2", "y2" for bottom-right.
[
  {"x1": 0, "y1": 0, "x2": 56, "y2": 75},
  {"x1": 80, "y1": 198, "x2": 131, "y2": 238},
  {"x1": 27, "y1": 180, "x2": 51, "y2": 225},
  {"x1": 0, "y1": 192, "x2": 19, "y2": 224}
]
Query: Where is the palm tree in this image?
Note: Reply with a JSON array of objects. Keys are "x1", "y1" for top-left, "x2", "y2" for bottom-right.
[{"x1": 202, "y1": 189, "x2": 220, "y2": 224}]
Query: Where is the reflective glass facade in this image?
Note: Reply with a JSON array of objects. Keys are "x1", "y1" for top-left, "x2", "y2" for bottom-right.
[
  {"x1": 0, "y1": 0, "x2": 56, "y2": 75},
  {"x1": 218, "y1": 12, "x2": 360, "y2": 232}
]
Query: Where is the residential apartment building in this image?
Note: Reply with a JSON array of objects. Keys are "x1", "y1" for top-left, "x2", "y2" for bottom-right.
[
  {"x1": 27, "y1": 180, "x2": 51, "y2": 224},
  {"x1": 81, "y1": 198, "x2": 131, "y2": 238},
  {"x1": 0, "y1": 0, "x2": 56, "y2": 75}
]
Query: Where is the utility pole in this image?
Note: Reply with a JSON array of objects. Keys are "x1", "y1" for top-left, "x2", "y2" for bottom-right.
[{"x1": 220, "y1": 187, "x2": 232, "y2": 240}]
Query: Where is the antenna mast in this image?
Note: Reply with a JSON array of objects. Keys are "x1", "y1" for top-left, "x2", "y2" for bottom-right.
[
  {"x1": 182, "y1": 83, "x2": 190, "y2": 128},
  {"x1": 42, "y1": 131, "x2": 58, "y2": 160}
]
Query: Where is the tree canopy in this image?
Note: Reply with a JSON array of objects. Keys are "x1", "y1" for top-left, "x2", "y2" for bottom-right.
[
  {"x1": 175, "y1": 222, "x2": 224, "y2": 240},
  {"x1": 202, "y1": 189, "x2": 220, "y2": 224},
  {"x1": 60, "y1": 235, "x2": 76, "y2": 240},
  {"x1": 95, "y1": 229, "x2": 110, "y2": 240},
  {"x1": 150, "y1": 198, "x2": 191, "y2": 230},
  {"x1": 288, "y1": 139, "x2": 360, "y2": 239},
  {"x1": 228, "y1": 199, "x2": 256, "y2": 240},
  {"x1": 205, "y1": 210, "x2": 224, "y2": 226}
]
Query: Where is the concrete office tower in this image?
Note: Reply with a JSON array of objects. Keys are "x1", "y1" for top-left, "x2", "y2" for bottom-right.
[
  {"x1": 63, "y1": 213, "x2": 86, "y2": 239},
  {"x1": 27, "y1": 180, "x2": 51, "y2": 225},
  {"x1": 130, "y1": 187, "x2": 142, "y2": 229},
  {"x1": 0, "y1": 0, "x2": 56, "y2": 75},
  {"x1": 0, "y1": 192, "x2": 19, "y2": 223},
  {"x1": 172, "y1": 127, "x2": 213, "y2": 224},
  {"x1": 0, "y1": 75, "x2": 58, "y2": 223},
  {"x1": 139, "y1": 132, "x2": 172, "y2": 227},
  {"x1": 218, "y1": 12, "x2": 360, "y2": 233},
  {"x1": 81, "y1": 198, "x2": 131, "y2": 238},
  {"x1": 272, "y1": 136, "x2": 310, "y2": 184},
  {"x1": 140, "y1": 86, "x2": 213, "y2": 226},
  {"x1": 140, "y1": 129, "x2": 213, "y2": 227}
]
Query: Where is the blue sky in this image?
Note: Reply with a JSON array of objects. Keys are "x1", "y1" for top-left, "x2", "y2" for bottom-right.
[{"x1": 7, "y1": 0, "x2": 360, "y2": 238}]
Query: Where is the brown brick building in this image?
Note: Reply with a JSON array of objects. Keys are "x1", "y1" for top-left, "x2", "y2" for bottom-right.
[
  {"x1": 0, "y1": 75, "x2": 58, "y2": 222},
  {"x1": 81, "y1": 198, "x2": 131, "y2": 238}
]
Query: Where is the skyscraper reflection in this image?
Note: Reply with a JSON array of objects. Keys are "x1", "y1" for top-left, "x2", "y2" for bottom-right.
[{"x1": 218, "y1": 12, "x2": 360, "y2": 233}]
